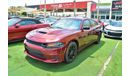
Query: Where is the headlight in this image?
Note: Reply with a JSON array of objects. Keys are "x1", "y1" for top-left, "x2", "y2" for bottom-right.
[{"x1": 45, "y1": 42, "x2": 64, "y2": 48}]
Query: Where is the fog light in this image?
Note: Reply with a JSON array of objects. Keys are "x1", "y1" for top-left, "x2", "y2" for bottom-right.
[{"x1": 51, "y1": 56, "x2": 60, "y2": 61}]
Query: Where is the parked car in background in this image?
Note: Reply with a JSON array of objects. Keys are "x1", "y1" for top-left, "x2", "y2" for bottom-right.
[
  {"x1": 34, "y1": 14, "x2": 45, "y2": 20},
  {"x1": 8, "y1": 18, "x2": 50, "y2": 42},
  {"x1": 100, "y1": 19, "x2": 110, "y2": 26},
  {"x1": 104, "y1": 20, "x2": 122, "y2": 38},
  {"x1": 39, "y1": 17, "x2": 58, "y2": 25},
  {"x1": 8, "y1": 15, "x2": 20, "y2": 19},
  {"x1": 24, "y1": 17, "x2": 102, "y2": 63},
  {"x1": 35, "y1": 16, "x2": 44, "y2": 21}
]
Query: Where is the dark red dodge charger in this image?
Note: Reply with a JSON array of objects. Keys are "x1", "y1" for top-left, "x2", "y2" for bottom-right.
[{"x1": 24, "y1": 17, "x2": 102, "y2": 63}]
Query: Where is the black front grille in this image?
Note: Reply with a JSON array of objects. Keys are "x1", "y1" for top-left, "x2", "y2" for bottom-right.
[
  {"x1": 26, "y1": 46, "x2": 45, "y2": 59},
  {"x1": 26, "y1": 38, "x2": 46, "y2": 47},
  {"x1": 108, "y1": 32, "x2": 122, "y2": 37}
]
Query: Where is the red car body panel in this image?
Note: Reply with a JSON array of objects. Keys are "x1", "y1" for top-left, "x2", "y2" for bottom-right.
[
  {"x1": 24, "y1": 18, "x2": 102, "y2": 63},
  {"x1": 8, "y1": 24, "x2": 50, "y2": 42}
]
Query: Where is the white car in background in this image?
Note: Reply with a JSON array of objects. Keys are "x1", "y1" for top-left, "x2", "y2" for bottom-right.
[{"x1": 104, "y1": 20, "x2": 122, "y2": 38}]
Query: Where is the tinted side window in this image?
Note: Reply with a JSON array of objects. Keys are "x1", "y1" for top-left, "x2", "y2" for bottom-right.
[
  {"x1": 18, "y1": 20, "x2": 36, "y2": 26},
  {"x1": 34, "y1": 20, "x2": 41, "y2": 24},
  {"x1": 89, "y1": 20, "x2": 98, "y2": 26},
  {"x1": 83, "y1": 20, "x2": 91, "y2": 28}
]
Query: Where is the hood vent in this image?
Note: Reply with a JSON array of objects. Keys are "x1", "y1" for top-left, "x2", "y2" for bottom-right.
[{"x1": 38, "y1": 31, "x2": 47, "y2": 34}]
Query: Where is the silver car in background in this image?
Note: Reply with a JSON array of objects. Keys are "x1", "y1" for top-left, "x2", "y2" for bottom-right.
[{"x1": 104, "y1": 20, "x2": 122, "y2": 38}]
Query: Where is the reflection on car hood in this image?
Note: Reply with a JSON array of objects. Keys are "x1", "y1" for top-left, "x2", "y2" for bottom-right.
[
  {"x1": 105, "y1": 25, "x2": 122, "y2": 31},
  {"x1": 26, "y1": 27, "x2": 78, "y2": 42}
]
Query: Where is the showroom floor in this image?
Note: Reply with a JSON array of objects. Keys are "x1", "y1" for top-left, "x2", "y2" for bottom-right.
[{"x1": 8, "y1": 36, "x2": 122, "y2": 76}]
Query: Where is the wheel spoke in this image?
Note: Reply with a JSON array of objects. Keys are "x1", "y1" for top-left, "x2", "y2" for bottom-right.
[
  {"x1": 68, "y1": 45, "x2": 76, "y2": 59},
  {"x1": 66, "y1": 42, "x2": 77, "y2": 63}
]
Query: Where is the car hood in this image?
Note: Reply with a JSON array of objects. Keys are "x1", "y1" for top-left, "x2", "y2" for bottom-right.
[
  {"x1": 105, "y1": 25, "x2": 122, "y2": 31},
  {"x1": 26, "y1": 27, "x2": 78, "y2": 43}
]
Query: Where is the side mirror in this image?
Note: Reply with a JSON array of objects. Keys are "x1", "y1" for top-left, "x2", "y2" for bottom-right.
[
  {"x1": 83, "y1": 26, "x2": 90, "y2": 30},
  {"x1": 15, "y1": 24, "x2": 20, "y2": 28}
]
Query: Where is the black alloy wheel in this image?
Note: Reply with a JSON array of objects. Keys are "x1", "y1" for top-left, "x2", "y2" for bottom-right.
[{"x1": 65, "y1": 42, "x2": 77, "y2": 63}]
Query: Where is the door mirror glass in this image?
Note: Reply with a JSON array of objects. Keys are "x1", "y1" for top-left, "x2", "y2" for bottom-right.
[
  {"x1": 83, "y1": 26, "x2": 90, "y2": 30},
  {"x1": 15, "y1": 24, "x2": 20, "y2": 28}
]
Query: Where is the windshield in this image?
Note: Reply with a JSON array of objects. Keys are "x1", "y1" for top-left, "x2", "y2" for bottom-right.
[
  {"x1": 8, "y1": 18, "x2": 21, "y2": 26},
  {"x1": 51, "y1": 18, "x2": 82, "y2": 30},
  {"x1": 110, "y1": 21, "x2": 122, "y2": 27}
]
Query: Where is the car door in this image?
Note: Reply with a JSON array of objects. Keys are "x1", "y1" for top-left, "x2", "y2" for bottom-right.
[
  {"x1": 8, "y1": 19, "x2": 37, "y2": 41},
  {"x1": 82, "y1": 19, "x2": 93, "y2": 45},
  {"x1": 89, "y1": 20, "x2": 101, "y2": 41}
]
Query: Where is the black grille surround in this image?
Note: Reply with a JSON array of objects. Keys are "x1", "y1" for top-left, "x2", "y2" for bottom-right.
[
  {"x1": 25, "y1": 45, "x2": 45, "y2": 59},
  {"x1": 107, "y1": 32, "x2": 122, "y2": 37},
  {"x1": 26, "y1": 38, "x2": 46, "y2": 47}
]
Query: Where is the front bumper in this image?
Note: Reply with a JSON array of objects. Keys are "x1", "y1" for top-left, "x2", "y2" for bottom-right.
[
  {"x1": 24, "y1": 40, "x2": 66, "y2": 63},
  {"x1": 104, "y1": 30, "x2": 122, "y2": 38}
]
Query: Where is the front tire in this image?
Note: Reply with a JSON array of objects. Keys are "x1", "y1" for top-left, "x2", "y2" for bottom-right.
[{"x1": 65, "y1": 42, "x2": 78, "y2": 63}]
